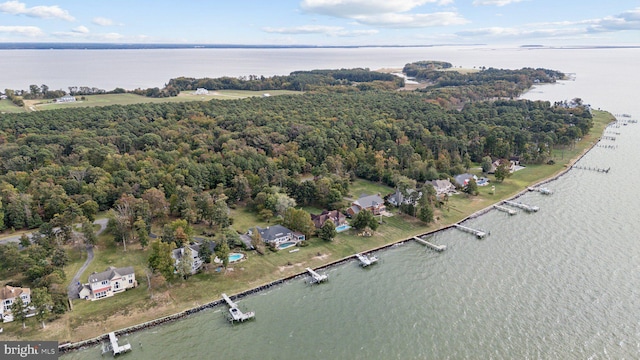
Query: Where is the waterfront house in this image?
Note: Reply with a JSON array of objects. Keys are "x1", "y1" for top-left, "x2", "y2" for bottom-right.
[
  {"x1": 248, "y1": 225, "x2": 305, "y2": 246},
  {"x1": 79, "y1": 266, "x2": 136, "y2": 301},
  {"x1": 488, "y1": 159, "x2": 516, "y2": 174},
  {"x1": 346, "y1": 194, "x2": 386, "y2": 216},
  {"x1": 56, "y1": 94, "x2": 76, "y2": 103},
  {"x1": 0, "y1": 285, "x2": 33, "y2": 323},
  {"x1": 311, "y1": 210, "x2": 348, "y2": 229},
  {"x1": 453, "y1": 173, "x2": 478, "y2": 188},
  {"x1": 387, "y1": 188, "x2": 422, "y2": 207},
  {"x1": 172, "y1": 244, "x2": 204, "y2": 274},
  {"x1": 429, "y1": 179, "x2": 456, "y2": 196}
]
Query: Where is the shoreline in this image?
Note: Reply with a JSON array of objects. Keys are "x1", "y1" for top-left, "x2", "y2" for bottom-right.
[{"x1": 59, "y1": 127, "x2": 605, "y2": 354}]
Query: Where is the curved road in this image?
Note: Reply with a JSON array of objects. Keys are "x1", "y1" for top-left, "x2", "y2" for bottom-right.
[{"x1": 66, "y1": 219, "x2": 108, "y2": 299}]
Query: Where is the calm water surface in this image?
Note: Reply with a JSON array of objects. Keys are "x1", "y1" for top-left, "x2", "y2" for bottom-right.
[{"x1": 48, "y1": 47, "x2": 640, "y2": 359}]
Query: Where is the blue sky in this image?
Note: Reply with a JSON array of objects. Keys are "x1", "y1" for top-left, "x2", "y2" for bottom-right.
[{"x1": 0, "y1": 0, "x2": 638, "y2": 45}]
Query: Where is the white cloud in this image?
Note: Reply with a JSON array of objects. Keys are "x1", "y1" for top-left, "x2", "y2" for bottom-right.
[
  {"x1": 92, "y1": 17, "x2": 114, "y2": 26},
  {"x1": 456, "y1": 7, "x2": 640, "y2": 42},
  {"x1": 588, "y1": 7, "x2": 640, "y2": 32},
  {"x1": 72, "y1": 25, "x2": 89, "y2": 34},
  {"x1": 0, "y1": 25, "x2": 43, "y2": 36},
  {"x1": 301, "y1": 0, "x2": 451, "y2": 17},
  {"x1": 0, "y1": 1, "x2": 74, "y2": 21},
  {"x1": 472, "y1": 0, "x2": 524, "y2": 6},
  {"x1": 300, "y1": 0, "x2": 466, "y2": 28},
  {"x1": 263, "y1": 25, "x2": 378, "y2": 37},
  {"x1": 354, "y1": 11, "x2": 468, "y2": 28},
  {"x1": 100, "y1": 32, "x2": 124, "y2": 40}
]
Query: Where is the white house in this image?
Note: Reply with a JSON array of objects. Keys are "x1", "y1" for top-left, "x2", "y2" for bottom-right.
[
  {"x1": 194, "y1": 88, "x2": 209, "y2": 95},
  {"x1": 0, "y1": 285, "x2": 33, "y2": 322},
  {"x1": 172, "y1": 244, "x2": 203, "y2": 275},
  {"x1": 56, "y1": 94, "x2": 76, "y2": 103},
  {"x1": 78, "y1": 266, "x2": 136, "y2": 301}
]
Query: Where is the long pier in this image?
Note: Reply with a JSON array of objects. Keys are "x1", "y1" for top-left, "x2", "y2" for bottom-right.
[
  {"x1": 454, "y1": 224, "x2": 487, "y2": 239},
  {"x1": 413, "y1": 236, "x2": 447, "y2": 251},
  {"x1": 306, "y1": 267, "x2": 328, "y2": 284},
  {"x1": 503, "y1": 200, "x2": 539, "y2": 212},
  {"x1": 571, "y1": 165, "x2": 610, "y2": 173},
  {"x1": 355, "y1": 253, "x2": 379, "y2": 267},
  {"x1": 222, "y1": 293, "x2": 255, "y2": 322},
  {"x1": 493, "y1": 205, "x2": 517, "y2": 215}
]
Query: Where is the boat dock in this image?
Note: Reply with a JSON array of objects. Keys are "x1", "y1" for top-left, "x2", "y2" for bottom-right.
[
  {"x1": 493, "y1": 205, "x2": 517, "y2": 215},
  {"x1": 306, "y1": 267, "x2": 328, "y2": 284},
  {"x1": 355, "y1": 253, "x2": 379, "y2": 267},
  {"x1": 413, "y1": 236, "x2": 447, "y2": 251},
  {"x1": 454, "y1": 224, "x2": 487, "y2": 239},
  {"x1": 528, "y1": 187, "x2": 553, "y2": 195},
  {"x1": 222, "y1": 293, "x2": 255, "y2": 322},
  {"x1": 102, "y1": 332, "x2": 131, "y2": 356},
  {"x1": 503, "y1": 200, "x2": 539, "y2": 212}
]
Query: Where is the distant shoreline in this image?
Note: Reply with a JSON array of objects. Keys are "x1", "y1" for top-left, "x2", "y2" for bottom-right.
[{"x1": 0, "y1": 43, "x2": 638, "y2": 50}]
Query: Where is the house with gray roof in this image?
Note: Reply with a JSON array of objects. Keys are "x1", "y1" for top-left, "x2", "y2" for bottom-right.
[
  {"x1": 453, "y1": 173, "x2": 478, "y2": 188},
  {"x1": 346, "y1": 194, "x2": 385, "y2": 216},
  {"x1": 172, "y1": 244, "x2": 204, "y2": 275},
  {"x1": 429, "y1": 179, "x2": 456, "y2": 196},
  {"x1": 248, "y1": 225, "x2": 305, "y2": 247},
  {"x1": 78, "y1": 266, "x2": 136, "y2": 301},
  {"x1": 387, "y1": 188, "x2": 422, "y2": 207}
]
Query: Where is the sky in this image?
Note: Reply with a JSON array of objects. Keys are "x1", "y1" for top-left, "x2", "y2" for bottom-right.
[{"x1": 0, "y1": 0, "x2": 639, "y2": 46}]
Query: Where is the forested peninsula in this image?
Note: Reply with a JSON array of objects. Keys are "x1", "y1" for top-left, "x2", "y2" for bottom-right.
[{"x1": 0, "y1": 62, "x2": 595, "y2": 342}]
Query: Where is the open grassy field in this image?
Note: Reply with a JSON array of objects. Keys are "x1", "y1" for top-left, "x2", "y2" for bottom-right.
[
  {"x1": 23, "y1": 90, "x2": 302, "y2": 111},
  {"x1": 4, "y1": 110, "x2": 613, "y2": 343},
  {"x1": 0, "y1": 99, "x2": 25, "y2": 113}
]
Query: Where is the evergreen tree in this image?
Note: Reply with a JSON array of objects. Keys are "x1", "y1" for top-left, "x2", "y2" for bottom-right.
[
  {"x1": 216, "y1": 238, "x2": 230, "y2": 269},
  {"x1": 352, "y1": 209, "x2": 379, "y2": 231},
  {"x1": 81, "y1": 221, "x2": 97, "y2": 246}
]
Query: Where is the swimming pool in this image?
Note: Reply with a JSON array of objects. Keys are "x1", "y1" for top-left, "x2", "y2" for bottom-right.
[
  {"x1": 335, "y1": 224, "x2": 351, "y2": 232},
  {"x1": 228, "y1": 253, "x2": 244, "y2": 262},
  {"x1": 277, "y1": 241, "x2": 296, "y2": 250}
]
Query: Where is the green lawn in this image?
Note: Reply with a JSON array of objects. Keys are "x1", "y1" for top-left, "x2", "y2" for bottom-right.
[
  {"x1": 0, "y1": 99, "x2": 25, "y2": 113},
  {"x1": 348, "y1": 178, "x2": 394, "y2": 200},
  {"x1": 27, "y1": 90, "x2": 302, "y2": 111}
]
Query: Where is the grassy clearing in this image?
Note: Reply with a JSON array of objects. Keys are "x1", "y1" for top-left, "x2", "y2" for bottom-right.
[
  {"x1": 348, "y1": 179, "x2": 394, "y2": 200},
  {"x1": 0, "y1": 99, "x2": 25, "y2": 113},
  {"x1": 25, "y1": 90, "x2": 302, "y2": 111}
]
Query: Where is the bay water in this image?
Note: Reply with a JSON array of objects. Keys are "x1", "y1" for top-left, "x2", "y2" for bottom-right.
[{"x1": 25, "y1": 46, "x2": 640, "y2": 359}]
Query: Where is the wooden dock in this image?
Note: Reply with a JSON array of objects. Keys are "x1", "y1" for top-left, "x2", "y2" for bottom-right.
[
  {"x1": 528, "y1": 187, "x2": 553, "y2": 195},
  {"x1": 413, "y1": 236, "x2": 447, "y2": 251},
  {"x1": 306, "y1": 267, "x2": 328, "y2": 284},
  {"x1": 222, "y1": 293, "x2": 255, "y2": 322},
  {"x1": 503, "y1": 200, "x2": 539, "y2": 213},
  {"x1": 493, "y1": 205, "x2": 517, "y2": 215},
  {"x1": 102, "y1": 332, "x2": 132, "y2": 356},
  {"x1": 355, "y1": 253, "x2": 379, "y2": 267},
  {"x1": 454, "y1": 224, "x2": 487, "y2": 239}
]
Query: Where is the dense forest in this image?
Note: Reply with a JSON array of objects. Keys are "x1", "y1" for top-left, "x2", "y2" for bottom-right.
[{"x1": 0, "y1": 64, "x2": 591, "y2": 317}]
